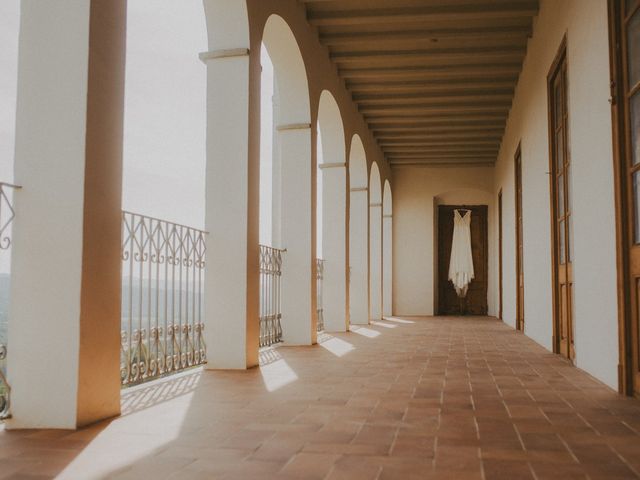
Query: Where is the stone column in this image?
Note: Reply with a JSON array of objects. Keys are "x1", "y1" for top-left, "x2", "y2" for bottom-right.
[
  {"x1": 349, "y1": 187, "x2": 369, "y2": 325},
  {"x1": 201, "y1": 47, "x2": 259, "y2": 369},
  {"x1": 277, "y1": 124, "x2": 314, "y2": 345},
  {"x1": 320, "y1": 163, "x2": 348, "y2": 332},
  {"x1": 369, "y1": 203, "x2": 383, "y2": 322},
  {"x1": 383, "y1": 213, "x2": 393, "y2": 317},
  {"x1": 8, "y1": 0, "x2": 126, "y2": 429}
]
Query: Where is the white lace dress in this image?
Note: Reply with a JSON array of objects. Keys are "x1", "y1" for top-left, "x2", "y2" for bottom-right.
[{"x1": 448, "y1": 209, "x2": 475, "y2": 298}]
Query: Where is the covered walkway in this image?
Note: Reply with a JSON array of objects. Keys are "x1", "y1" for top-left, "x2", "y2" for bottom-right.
[{"x1": 2, "y1": 316, "x2": 639, "y2": 480}]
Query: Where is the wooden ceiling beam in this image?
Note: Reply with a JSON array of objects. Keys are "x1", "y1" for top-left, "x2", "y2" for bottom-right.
[
  {"x1": 390, "y1": 160, "x2": 495, "y2": 167},
  {"x1": 380, "y1": 140, "x2": 503, "y2": 147},
  {"x1": 354, "y1": 90, "x2": 514, "y2": 105},
  {"x1": 319, "y1": 25, "x2": 532, "y2": 46},
  {"x1": 331, "y1": 46, "x2": 526, "y2": 65},
  {"x1": 339, "y1": 63, "x2": 522, "y2": 79},
  {"x1": 361, "y1": 104, "x2": 511, "y2": 115},
  {"x1": 375, "y1": 131, "x2": 503, "y2": 140},
  {"x1": 346, "y1": 79, "x2": 517, "y2": 93},
  {"x1": 372, "y1": 124, "x2": 505, "y2": 132},
  {"x1": 382, "y1": 145, "x2": 499, "y2": 153},
  {"x1": 387, "y1": 153, "x2": 497, "y2": 160},
  {"x1": 386, "y1": 157, "x2": 498, "y2": 161},
  {"x1": 307, "y1": 3, "x2": 539, "y2": 27},
  {"x1": 365, "y1": 113, "x2": 508, "y2": 124}
]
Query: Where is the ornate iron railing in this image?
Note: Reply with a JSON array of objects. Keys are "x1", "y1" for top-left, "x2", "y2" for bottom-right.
[
  {"x1": 0, "y1": 181, "x2": 21, "y2": 419},
  {"x1": 121, "y1": 211, "x2": 207, "y2": 387},
  {"x1": 259, "y1": 245, "x2": 283, "y2": 347},
  {"x1": 316, "y1": 258, "x2": 324, "y2": 332}
]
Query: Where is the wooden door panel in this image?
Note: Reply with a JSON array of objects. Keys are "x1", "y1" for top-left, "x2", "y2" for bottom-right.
[
  {"x1": 499, "y1": 191, "x2": 503, "y2": 320},
  {"x1": 437, "y1": 205, "x2": 488, "y2": 316},
  {"x1": 548, "y1": 40, "x2": 574, "y2": 361},
  {"x1": 608, "y1": 0, "x2": 640, "y2": 394},
  {"x1": 515, "y1": 148, "x2": 525, "y2": 331}
]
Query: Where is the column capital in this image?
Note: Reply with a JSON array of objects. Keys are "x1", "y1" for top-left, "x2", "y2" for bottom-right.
[
  {"x1": 319, "y1": 162, "x2": 346, "y2": 170},
  {"x1": 276, "y1": 123, "x2": 311, "y2": 131},
  {"x1": 199, "y1": 48, "x2": 249, "y2": 63}
]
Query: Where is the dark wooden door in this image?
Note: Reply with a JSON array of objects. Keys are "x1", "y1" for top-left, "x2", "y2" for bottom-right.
[
  {"x1": 548, "y1": 42, "x2": 575, "y2": 361},
  {"x1": 499, "y1": 190, "x2": 503, "y2": 320},
  {"x1": 515, "y1": 148, "x2": 525, "y2": 331},
  {"x1": 609, "y1": 0, "x2": 640, "y2": 394},
  {"x1": 438, "y1": 205, "x2": 488, "y2": 316}
]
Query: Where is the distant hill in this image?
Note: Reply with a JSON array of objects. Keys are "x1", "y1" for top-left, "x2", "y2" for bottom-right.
[{"x1": 0, "y1": 274, "x2": 202, "y2": 344}]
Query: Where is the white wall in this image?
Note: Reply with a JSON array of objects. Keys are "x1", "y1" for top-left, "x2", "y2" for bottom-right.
[
  {"x1": 494, "y1": 0, "x2": 618, "y2": 388},
  {"x1": 393, "y1": 166, "x2": 496, "y2": 317}
]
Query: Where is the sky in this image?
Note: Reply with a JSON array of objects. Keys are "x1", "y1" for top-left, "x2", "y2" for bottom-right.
[
  {"x1": 0, "y1": 1, "x2": 210, "y2": 230},
  {"x1": 0, "y1": 1, "x2": 321, "y2": 268},
  {"x1": 123, "y1": 0, "x2": 208, "y2": 229},
  {"x1": 0, "y1": 0, "x2": 19, "y2": 183}
]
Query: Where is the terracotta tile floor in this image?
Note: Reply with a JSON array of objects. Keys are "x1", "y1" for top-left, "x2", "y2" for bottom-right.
[{"x1": 3, "y1": 316, "x2": 640, "y2": 479}]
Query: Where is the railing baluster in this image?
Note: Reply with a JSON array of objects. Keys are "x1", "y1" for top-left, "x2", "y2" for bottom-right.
[
  {"x1": 259, "y1": 245, "x2": 284, "y2": 347},
  {"x1": 0, "y1": 181, "x2": 20, "y2": 419},
  {"x1": 316, "y1": 258, "x2": 324, "y2": 332},
  {"x1": 121, "y1": 211, "x2": 207, "y2": 387}
]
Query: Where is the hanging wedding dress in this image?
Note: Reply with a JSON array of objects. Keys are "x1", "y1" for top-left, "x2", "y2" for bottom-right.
[{"x1": 448, "y1": 209, "x2": 474, "y2": 298}]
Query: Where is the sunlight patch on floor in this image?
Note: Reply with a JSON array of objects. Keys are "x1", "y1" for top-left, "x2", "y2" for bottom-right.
[
  {"x1": 59, "y1": 392, "x2": 195, "y2": 479},
  {"x1": 384, "y1": 316, "x2": 415, "y2": 324},
  {"x1": 260, "y1": 358, "x2": 298, "y2": 392},
  {"x1": 318, "y1": 335, "x2": 355, "y2": 357},
  {"x1": 370, "y1": 320, "x2": 397, "y2": 329},
  {"x1": 350, "y1": 326, "x2": 381, "y2": 338}
]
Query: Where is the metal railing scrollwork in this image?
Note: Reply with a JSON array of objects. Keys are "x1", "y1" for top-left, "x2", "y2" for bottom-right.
[
  {"x1": 121, "y1": 211, "x2": 207, "y2": 387},
  {"x1": 316, "y1": 258, "x2": 324, "y2": 332},
  {"x1": 0, "y1": 181, "x2": 21, "y2": 419},
  {"x1": 259, "y1": 245, "x2": 284, "y2": 347}
]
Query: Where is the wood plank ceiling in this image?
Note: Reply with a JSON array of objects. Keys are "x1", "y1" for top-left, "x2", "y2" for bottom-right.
[{"x1": 301, "y1": 0, "x2": 539, "y2": 167}]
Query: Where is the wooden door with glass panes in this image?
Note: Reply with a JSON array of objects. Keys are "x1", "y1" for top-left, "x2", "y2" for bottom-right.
[
  {"x1": 515, "y1": 150, "x2": 525, "y2": 331},
  {"x1": 548, "y1": 43, "x2": 575, "y2": 361},
  {"x1": 609, "y1": 0, "x2": 640, "y2": 394}
]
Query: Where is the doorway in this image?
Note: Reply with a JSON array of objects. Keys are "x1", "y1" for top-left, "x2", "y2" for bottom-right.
[
  {"x1": 437, "y1": 205, "x2": 488, "y2": 316},
  {"x1": 608, "y1": 0, "x2": 640, "y2": 394},
  {"x1": 548, "y1": 39, "x2": 575, "y2": 361},
  {"x1": 515, "y1": 148, "x2": 525, "y2": 331}
]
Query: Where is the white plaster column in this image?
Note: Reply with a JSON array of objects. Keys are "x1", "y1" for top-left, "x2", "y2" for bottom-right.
[
  {"x1": 383, "y1": 213, "x2": 393, "y2": 317},
  {"x1": 201, "y1": 47, "x2": 258, "y2": 368},
  {"x1": 369, "y1": 203, "x2": 383, "y2": 321},
  {"x1": 321, "y1": 163, "x2": 347, "y2": 332},
  {"x1": 278, "y1": 124, "x2": 313, "y2": 345},
  {"x1": 271, "y1": 85, "x2": 282, "y2": 248},
  {"x1": 8, "y1": 0, "x2": 126, "y2": 429},
  {"x1": 350, "y1": 188, "x2": 369, "y2": 324}
]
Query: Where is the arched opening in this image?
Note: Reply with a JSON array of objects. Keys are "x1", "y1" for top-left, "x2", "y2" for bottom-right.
[
  {"x1": 348, "y1": 135, "x2": 369, "y2": 325},
  {"x1": 261, "y1": 15, "x2": 313, "y2": 345},
  {"x1": 119, "y1": 1, "x2": 209, "y2": 385},
  {"x1": 383, "y1": 180, "x2": 393, "y2": 318},
  {"x1": 316, "y1": 91, "x2": 347, "y2": 332},
  {"x1": 369, "y1": 163, "x2": 382, "y2": 322},
  {"x1": 123, "y1": 1, "x2": 207, "y2": 226}
]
